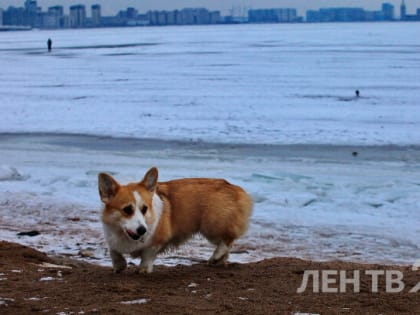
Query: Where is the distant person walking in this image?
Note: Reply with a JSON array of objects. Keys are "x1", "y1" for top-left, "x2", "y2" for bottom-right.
[
  {"x1": 47, "y1": 38, "x2": 52, "y2": 52},
  {"x1": 355, "y1": 90, "x2": 360, "y2": 98}
]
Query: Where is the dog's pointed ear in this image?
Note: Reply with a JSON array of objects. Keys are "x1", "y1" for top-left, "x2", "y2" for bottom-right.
[
  {"x1": 141, "y1": 167, "x2": 158, "y2": 192},
  {"x1": 98, "y1": 173, "x2": 120, "y2": 203}
]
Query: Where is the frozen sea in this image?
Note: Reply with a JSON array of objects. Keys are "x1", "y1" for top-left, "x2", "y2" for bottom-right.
[{"x1": 0, "y1": 23, "x2": 419, "y2": 266}]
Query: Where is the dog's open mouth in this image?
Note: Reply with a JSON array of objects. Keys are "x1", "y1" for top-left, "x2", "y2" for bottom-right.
[{"x1": 125, "y1": 229, "x2": 142, "y2": 241}]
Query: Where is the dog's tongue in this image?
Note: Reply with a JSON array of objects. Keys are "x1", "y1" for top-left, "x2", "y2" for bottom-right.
[{"x1": 126, "y1": 229, "x2": 140, "y2": 240}]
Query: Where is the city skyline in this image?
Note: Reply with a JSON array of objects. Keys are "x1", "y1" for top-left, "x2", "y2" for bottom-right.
[
  {"x1": 1, "y1": 0, "x2": 420, "y2": 16},
  {"x1": 2, "y1": 1, "x2": 419, "y2": 29}
]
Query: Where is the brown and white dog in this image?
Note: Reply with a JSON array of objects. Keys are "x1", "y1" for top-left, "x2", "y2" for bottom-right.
[{"x1": 98, "y1": 167, "x2": 253, "y2": 273}]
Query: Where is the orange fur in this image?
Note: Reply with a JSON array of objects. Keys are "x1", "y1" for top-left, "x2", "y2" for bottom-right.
[{"x1": 154, "y1": 178, "x2": 252, "y2": 250}]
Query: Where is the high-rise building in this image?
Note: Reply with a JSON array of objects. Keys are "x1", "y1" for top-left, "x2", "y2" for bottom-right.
[
  {"x1": 249, "y1": 8, "x2": 299, "y2": 23},
  {"x1": 0, "y1": 9, "x2": 3, "y2": 26},
  {"x1": 91, "y1": 4, "x2": 101, "y2": 26},
  {"x1": 166, "y1": 10, "x2": 177, "y2": 25},
  {"x1": 3, "y1": 7, "x2": 26, "y2": 26},
  {"x1": 399, "y1": 2, "x2": 420, "y2": 21},
  {"x1": 307, "y1": 7, "x2": 366, "y2": 22},
  {"x1": 157, "y1": 11, "x2": 167, "y2": 25},
  {"x1": 382, "y1": 3, "x2": 394, "y2": 20},
  {"x1": 147, "y1": 11, "x2": 158, "y2": 25},
  {"x1": 24, "y1": 0, "x2": 37, "y2": 13},
  {"x1": 46, "y1": 5, "x2": 64, "y2": 28},
  {"x1": 146, "y1": 8, "x2": 219, "y2": 25},
  {"x1": 400, "y1": 0, "x2": 407, "y2": 20},
  {"x1": 179, "y1": 8, "x2": 211, "y2": 24},
  {"x1": 24, "y1": 0, "x2": 39, "y2": 26},
  {"x1": 209, "y1": 11, "x2": 221, "y2": 24},
  {"x1": 126, "y1": 7, "x2": 138, "y2": 19},
  {"x1": 70, "y1": 4, "x2": 86, "y2": 28},
  {"x1": 48, "y1": 5, "x2": 63, "y2": 17}
]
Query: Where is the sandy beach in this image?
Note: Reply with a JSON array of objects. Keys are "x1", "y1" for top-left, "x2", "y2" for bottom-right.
[{"x1": 0, "y1": 241, "x2": 419, "y2": 315}]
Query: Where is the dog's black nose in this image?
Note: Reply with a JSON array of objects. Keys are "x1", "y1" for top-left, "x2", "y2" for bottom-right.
[{"x1": 136, "y1": 225, "x2": 147, "y2": 236}]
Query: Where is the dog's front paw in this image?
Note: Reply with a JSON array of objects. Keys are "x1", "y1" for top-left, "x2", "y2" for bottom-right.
[
  {"x1": 136, "y1": 267, "x2": 147, "y2": 274},
  {"x1": 137, "y1": 263, "x2": 154, "y2": 274},
  {"x1": 113, "y1": 262, "x2": 127, "y2": 274},
  {"x1": 111, "y1": 258, "x2": 127, "y2": 273},
  {"x1": 113, "y1": 266, "x2": 126, "y2": 273},
  {"x1": 110, "y1": 250, "x2": 127, "y2": 273}
]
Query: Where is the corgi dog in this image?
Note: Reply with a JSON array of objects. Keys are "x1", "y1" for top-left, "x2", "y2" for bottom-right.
[{"x1": 98, "y1": 167, "x2": 253, "y2": 273}]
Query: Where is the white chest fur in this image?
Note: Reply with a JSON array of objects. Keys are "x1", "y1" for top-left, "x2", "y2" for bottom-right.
[{"x1": 103, "y1": 224, "x2": 149, "y2": 254}]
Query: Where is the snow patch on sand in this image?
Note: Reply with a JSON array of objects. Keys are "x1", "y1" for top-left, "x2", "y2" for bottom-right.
[{"x1": 120, "y1": 298, "x2": 149, "y2": 305}]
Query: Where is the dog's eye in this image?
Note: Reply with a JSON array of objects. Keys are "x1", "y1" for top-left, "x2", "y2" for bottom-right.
[
  {"x1": 122, "y1": 205, "x2": 134, "y2": 215},
  {"x1": 141, "y1": 205, "x2": 148, "y2": 215}
]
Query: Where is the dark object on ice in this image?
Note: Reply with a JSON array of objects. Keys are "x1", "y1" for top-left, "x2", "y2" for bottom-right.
[
  {"x1": 17, "y1": 230, "x2": 40, "y2": 237},
  {"x1": 47, "y1": 38, "x2": 52, "y2": 52},
  {"x1": 355, "y1": 90, "x2": 360, "y2": 97},
  {"x1": 352, "y1": 151, "x2": 358, "y2": 157}
]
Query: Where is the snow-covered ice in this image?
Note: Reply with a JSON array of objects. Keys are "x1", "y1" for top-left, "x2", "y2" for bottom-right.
[
  {"x1": 0, "y1": 23, "x2": 419, "y2": 145},
  {"x1": 0, "y1": 23, "x2": 419, "y2": 266}
]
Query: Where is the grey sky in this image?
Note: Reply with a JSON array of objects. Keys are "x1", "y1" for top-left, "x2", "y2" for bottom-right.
[{"x1": 1, "y1": 0, "x2": 418, "y2": 16}]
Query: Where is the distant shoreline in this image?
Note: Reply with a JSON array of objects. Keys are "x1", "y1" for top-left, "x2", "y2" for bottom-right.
[
  {"x1": 1, "y1": 20, "x2": 420, "y2": 33},
  {"x1": 0, "y1": 26, "x2": 32, "y2": 32}
]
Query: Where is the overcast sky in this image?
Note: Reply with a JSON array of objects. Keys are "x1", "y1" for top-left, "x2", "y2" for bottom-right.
[{"x1": 1, "y1": 0, "x2": 419, "y2": 16}]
